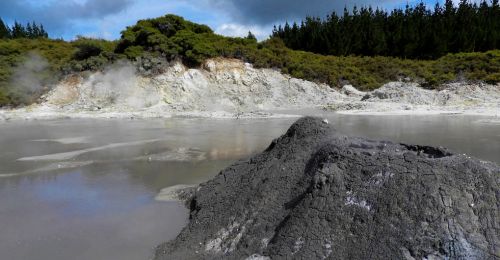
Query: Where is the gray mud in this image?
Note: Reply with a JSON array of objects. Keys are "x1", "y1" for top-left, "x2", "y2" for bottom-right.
[{"x1": 155, "y1": 117, "x2": 500, "y2": 259}]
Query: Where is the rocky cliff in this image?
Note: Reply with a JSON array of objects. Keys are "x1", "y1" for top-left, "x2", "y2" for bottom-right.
[
  {"x1": 0, "y1": 58, "x2": 498, "y2": 120},
  {"x1": 36, "y1": 58, "x2": 340, "y2": 117},
  {"x1": 155, "y1": 117, "x2": 500, "y2": 259}
]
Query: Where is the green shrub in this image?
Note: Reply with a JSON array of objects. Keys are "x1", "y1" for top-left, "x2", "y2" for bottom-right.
[
  {"x1": 0, "y1": 38, "x2": 75, "y2": 106},
  {"x1": 73, "y1": 43, "x2": 102, "y2": 60},
  {"x1": 124, "y1": 46, "x2": 144, "y2": 59}
]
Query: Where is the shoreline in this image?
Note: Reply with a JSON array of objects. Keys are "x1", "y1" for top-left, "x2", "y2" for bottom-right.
[
  {"x1": 336, "y1": 107, "x2": 500, "y2": 117},
  {"x1": 0, "y1": 110, "x2": 303, "y2": 121},
  {"x1": 1, "y1": 105, "x2": 498, "y2": 122}
]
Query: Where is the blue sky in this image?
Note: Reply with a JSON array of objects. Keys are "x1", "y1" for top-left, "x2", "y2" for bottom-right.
[{"x1": 0, "y1": 0, "x2": 470, "y2": 41}]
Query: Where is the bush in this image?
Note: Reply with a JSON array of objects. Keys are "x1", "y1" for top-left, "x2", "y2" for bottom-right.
[
  {"x1": 73, "y1": 43, "x2": 102, "y2": 60},
  {"x1": 0, "y1": 38, "x2": 75, "y2": 106},
  {"x1": 124, "y1": 46, "x2": 144, "y2": 59}
]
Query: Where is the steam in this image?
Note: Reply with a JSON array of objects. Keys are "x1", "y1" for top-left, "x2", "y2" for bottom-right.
[
  {"x1": 11, "y1": 53, "x2": 50, "y2": 103},
  {"x1": 82, "y1": 61, "x2": 161, "y2": 109}
]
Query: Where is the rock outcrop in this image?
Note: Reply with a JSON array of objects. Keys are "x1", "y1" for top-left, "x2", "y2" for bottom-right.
[
  {"x1": 1, "y1": 58, "x2": 498, "y2": 120},
  {"x1": 360, "y1": 82, "x2": 500, "y2": 107},
  {"x1": 329, "y1": 81, "x2": 500, "y2": 114},
  {"x1": 155, "y1": 117, "x2": 500, "y2": 260},
  {"x1": 41, "y1": 58, "x2": 340, "y2": 113}
]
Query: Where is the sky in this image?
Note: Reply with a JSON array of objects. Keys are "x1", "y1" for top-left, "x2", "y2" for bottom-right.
[{"x1": 0, "y1": 0, "x2": 475, "y2": 41}]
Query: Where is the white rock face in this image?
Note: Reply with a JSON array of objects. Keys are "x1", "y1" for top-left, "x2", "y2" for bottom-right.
[
  {"x1": 0, "y1": 58, "x2": 499, "y2": 120},
  {"x1": 342, "y1": 85, "x2": 366, "y2": 97},
  {"x1": 344, "y1": 81, "x2": 500, "y2": 115},
  {"x1": 40, "y1": 58, "x2": 342, "y2": 115},
  {"x1": 362, "y1": 81, "x2": 500, "y2": 106}
]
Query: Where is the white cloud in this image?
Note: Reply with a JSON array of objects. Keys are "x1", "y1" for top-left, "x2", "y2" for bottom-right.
[
  {"x1": 4, "y1": 0, "x2": 485, "y2": 41},
  {"x1": 215, "y1": 23, "x2": 272, "y2": 41},
  {"x1": 452, "y1": 0, "x2": 481, "y2": 4}
]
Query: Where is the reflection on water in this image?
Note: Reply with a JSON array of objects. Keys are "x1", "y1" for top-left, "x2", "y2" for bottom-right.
[
  {"x1": 0, "y1": 114, "x2": 498, "y2": 260},
  {"x1": 322, "y1": 113, "x2": 500, "y2": 164},
  {"x1": 0, "y1": 118, "x2": 293, "y2": 260}
]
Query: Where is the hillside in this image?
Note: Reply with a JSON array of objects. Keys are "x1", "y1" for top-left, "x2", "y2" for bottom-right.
[{"x1": 0, "y1": 14, "x2": 499, "y2": 108}]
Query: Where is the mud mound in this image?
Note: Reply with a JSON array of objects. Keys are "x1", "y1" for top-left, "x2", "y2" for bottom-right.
[{"x1": 155, "y1": 117, "x2": 500, "y2": 260}]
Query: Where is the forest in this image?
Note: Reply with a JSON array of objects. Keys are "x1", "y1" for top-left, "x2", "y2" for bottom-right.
[
  {"x1": 272, "y1": 0, "x2": 499, "y2": 59},
  {"x1": 0, "y1": 18, "x2": 48, "y2": 39}
]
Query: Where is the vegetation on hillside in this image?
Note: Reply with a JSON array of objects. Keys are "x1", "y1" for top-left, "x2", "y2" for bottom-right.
[
  {"x1": 251, "y1": 41, "x2": 499, "y2": 89},
  {"x1": 0, "y1": 13, "x2": 499, "y2": 107},
  {"x1": 273, "y1": 0, "x2": 500, "y2": 59},
  {"x1": 0, "y1": 38, "x2": 74, "y2": 105},
  {"x1": 109, "y1": 15, "x2": 500, "y2": 89}
]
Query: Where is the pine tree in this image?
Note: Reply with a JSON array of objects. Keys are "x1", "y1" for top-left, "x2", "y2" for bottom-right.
[
  {"x1": 26, "y1": 22, "x2": 33, "y2": 38},
  {"x1": 272, "y1": 1, "x2": 499, "y2": 59},
  {"x1": 39, "y1": 24, "x2": 48, "y2": 38},
  {"x1": 0, "y1": 18, "x2": 10, "y2": 38},
  {"x1": 11, "y1": 21, "x2": 26, "y2": 38},
  {"x1": 31, "y1": 22, "x2": 40, "y2": 38},
  {"x1": 0, "y1": 19, "x2": 49, "y2": 39},
  {"x1": 246, "y1": 31, "x2": 257, "y2": 41}
]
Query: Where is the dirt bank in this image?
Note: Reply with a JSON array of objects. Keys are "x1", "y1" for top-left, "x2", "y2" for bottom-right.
[
  {"x1": 330, "y1": 82, "x2": 500, "y2": 116},
  {"x1": 0, "y1": 59, "x2": 498, "y2": 121},
  {"x1": 155, "y1": 117, "x2": 500, "y2": 259}
]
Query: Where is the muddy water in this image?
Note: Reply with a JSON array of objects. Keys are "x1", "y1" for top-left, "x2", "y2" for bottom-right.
[{"x1": 0, "y1": 115, "x2": 499, "y2": 260}]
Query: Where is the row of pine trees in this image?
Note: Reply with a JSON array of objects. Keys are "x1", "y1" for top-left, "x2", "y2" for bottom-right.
[
  {"x1": 0, "y1": 18, "x2": 48, "y2": 39},
  {"x1": 272, "y1": 0, "x2": 500, "y2": 59}
]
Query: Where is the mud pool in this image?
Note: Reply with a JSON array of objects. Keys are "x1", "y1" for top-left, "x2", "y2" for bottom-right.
[{"x1": 0, "y1": 114, "x2": 499, "y2": 260}]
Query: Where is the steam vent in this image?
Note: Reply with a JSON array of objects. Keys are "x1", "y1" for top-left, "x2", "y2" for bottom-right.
[{"x1": 155, "y1": 117, "x2": 500, "y2": 259}]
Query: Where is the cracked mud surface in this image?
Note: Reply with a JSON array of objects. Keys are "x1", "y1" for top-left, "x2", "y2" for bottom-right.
[{"x1": 155, "y1": 117, "x2": 500, "y2": 259}]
